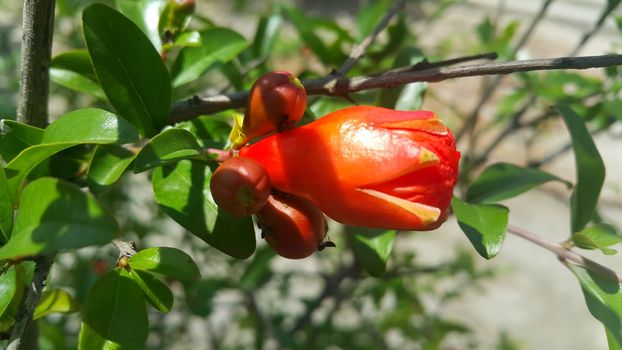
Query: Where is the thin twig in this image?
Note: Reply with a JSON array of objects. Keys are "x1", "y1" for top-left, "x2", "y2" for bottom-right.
[
  {"x1": 507, "y1": 224, "x2": 622, "y2": 283},
  {"x1": 170, "y1": 54, "x2": 622, "y2": 122},
  {"x1": 336, "y1": 0, "x2": 406, "y2": 75}
]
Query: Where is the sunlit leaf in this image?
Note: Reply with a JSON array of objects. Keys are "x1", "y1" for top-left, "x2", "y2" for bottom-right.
[
  {"x1": 452, "y1": 197, "x2": 508, "y2": 259},
  {"x1": 129, "y1": 269, "x2": 173, "y2": 313},
  {"x1": 129, "y1": 246, "x2": 200, "y2": 281},
  {"x1": 134, "y1": 128, "x2": 203, "y2": 173},
  {"x1": 349, "y1": 228, "x2": 396, "y2": 277},
  {"x1": 87, "y1": 144, "x2": 137, "y2": 193},
  {"x1": 573, "y1": 223, "x2": 622, "y2": 255},
  {"x1": 33, "y1": 289, "x2": 80, "y2": 320}
]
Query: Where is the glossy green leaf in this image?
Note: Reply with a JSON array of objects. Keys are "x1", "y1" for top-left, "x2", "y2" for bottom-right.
[
  {"x1": 0, "y1": 178, "x2": 119, "y2": 260},
  {"x1": 33, "y1": 289, "x2": 81, "y2": 320},
  {"x1": 557, "y1": 105, "x2": 606, "y2": 233},
  {"x1": 0, "y1": 119, "x2": 43, "y2": 163},
  {"x1": 175, "y1": 113, "x2": 232, "y2": 149},
  {"x1": 251, "y1": 11, "x2": 283, "y2": 59},
  {"x1": 152, "y1": 160, "x2": 256, "y2": 259},
  {"x1": 466, "y1": 162, "x2": 571, "y2": 203},
  {"x1": 134, "y1": 128, "x2": 203, "y2": 173},
  {"x1": 50, "y1": 50, "x2": 106, "y2": 99},
  {"x1": 163, "y1": 30, "x2": 202, "y2": 50},
  {"x1": 83, "y1": 3, "x2": 171, "y2": 137},
  {"x1": 129, "y1": 246, "x2": 200, "y2": 281},
  {"x1": 0, "y1": 167, "x2": 12, "y2": 242},
  {"x1": 349, "y1": 228, "x2": 396, "y2": 277},
  {"x1": 171, "y1": 27, "x2": 249, "y2": 86},
  {"x1": 116, "y1": 0, "x2": 166, "y2": 51},
  {"x1": 569, "y1": 265, "x2": 622, "y2": 348},
  {"x1": 88, "y1": 145, "x2": 137, "y2": 193},
  {"x1": 452, "y1": 197, "x2": 509, "y2": 259},
  {"x1": 0, "y1": 266, "x2": 17, "y2": 316},
  {"x1": 129, "y1": 269, "x2": 173, "y2": 313},
  {"x1": 283, "y1": 6, "x2": 330, "y2": 65},
  {"x1": 78, "y1": 268, "x2": 148, "y2": 350},
  {"x1": 5, "y1": 109, "x2": 139, "y2": 201},
  {"x1": 573, "y1": 223, "x2": 622, "y2": 255}
]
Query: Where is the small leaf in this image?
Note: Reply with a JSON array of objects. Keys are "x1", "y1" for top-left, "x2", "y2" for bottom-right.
[
  {"x1": 88, "y1": 145, "x2": 137, "y2": 193},
  {"x1": 128, "y1": 246, "x2": 200, "y2": 281},
  {"x1": 569, "y1": 265, "x2": 622, "y2": 348},
  {"x1": 50, "y1": 50, "x2": 106, "y2": 99},
  {"x1": 33, "y1": 289, "x2": 81, "y2": 320},
  {"x1": 163, "y1": 30, "x2": 202, "y2": 50},
  {"x1": 83, "y1": 3, "x2": 171, "y2": 136},
  {"x1": 134, "y1": 128, "x2": 203, "y2": 173},
  {"x1": 0, "y1": 266, "x2": 17, "y2": 316},
  {"x1": 349, "y1": 227, "x2": 396, "y2": 277},
  {"x1": 175, "y1": 113, "x2": 232, "y2": 149},
  {"x1": 251, "y1": 11, "x2": 283, "y2": 59},
  {"x1": 466, "y1": 162, "x2": 571, "y2": 203},
  {"x1": 42, "y1": 108, "x2": 139, "y2": 144},
  {"x1": 452, "y1": 197, "x2": 509, "y2": 259},
  {"x1": 116, "y1": 0, "x2": 166, "y2": 52},
  {"x1": 0, "y1": 167, "x2": 13, "y2": 242},
  {"x1": 0, "y1": 178, "x2": 119, "y2": 260},
  {"x1": 0, "y1": 119, "x2": 43, "y2": 163},
  {"x1": 152, "y1": 160, "x2": 256, "y2": 259},
  {"x1": 573, "y1": 223, "x2": 622, "y2": 255},
  {"x1": 78, "y1": 268, "x2": 148, "y2": 350},
  {"x1": 129, "y1": 269, "x2": 173, "y2": 313},
  {"x1": 557, "y1": 105, "x2": 606, "y2": 233},
  {"x1": 283, "y1": 5, "x2": 330, "y2": 65},
  {"x1": 171, "y1": 28, "x2": 249, "y2": 86}
]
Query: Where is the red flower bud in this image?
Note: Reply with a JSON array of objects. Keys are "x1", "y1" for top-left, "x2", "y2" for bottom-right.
[
  {"x1": 242, "y1": 71, "x2": 307, "y2": 143},
  {"x1": 210, "y1": 157, "x2": 271, "y2": 217},
  {"x1": 258, "y1": 191, "x2": 327, "y2": 259},
  {"x1": 240, "y1": 106, "x2": 460, "y2": 231}
]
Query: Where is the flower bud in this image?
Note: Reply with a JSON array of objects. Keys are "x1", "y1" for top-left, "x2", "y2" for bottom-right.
[
  {"x1": 241, "y1": 71, "x2": 307, "y2": 144},
  {"x1": 210, "y1": 157, "x2": 271, "y2": 217},
  {"x1": 258, "y1": 191, "x2": 327, "y2": 259}
]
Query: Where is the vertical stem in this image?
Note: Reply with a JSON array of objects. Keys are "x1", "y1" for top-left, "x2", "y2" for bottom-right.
[{"x1": 17, "y1": 0, "x2": 56, "y2": 127}]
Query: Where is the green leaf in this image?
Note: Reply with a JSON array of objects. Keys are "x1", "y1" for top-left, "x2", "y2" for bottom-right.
[
  {"x1": 0, "y1": 266, "x2": 17, "y2": 316},
  {"x1": 171, "y1": 27, "x2": 249, "y2": 86},
  {"x1": 129, "y1": 269, "x2": 173, "y2": 313},
  {"x1": 0, "y1": 178, "x2": 119, "y2": 260},
  {"x1": 152, "y1": 160, "x2": 256, "y2": 259},
  {"x1": 573, "y1": 223, "x2": 622, "y2": 255},
  {"x1": 349, "y1": 228, "x2": 396, "y2": 277},
  {"x1": 163, "y1": 30, "x2": 202, "y2": 50},
  {"x1": 569, "y1": 265, "x2": 622, "y2": 348},
  {"x1": 557, "y1": 105, "x2": 606, "y2": 233},
  {"x1": 33, "y1": 289, "x2": 80, "y2": 320},
  {"x1": 5, "y1": 109, "x2": 139, "y2": 202},
  {"x1": 466, "y1": 162, "x2": 571, "y2": 203},
  {"x1": 116, "y1": 0, "x2": 166, "y2": 52},
  {"x1": 240, "y1": 246, "x2": 276, "y2": 290},
  {"x1": 134, "y1": 128, "x2": 203, "y2": 173},
  {"x1": 0, "y1": 167, "x2": 12, "y2": 242},
  {"x1": 50, "y1": 50, "x2": 106, "y2": 99},
  {"x1": 0, "y1": 119, "x2": 43, "y2": 163},
  {"x1": 42, "y1": 108, "x2": 139, "y2": 144},
  {"x1": 283, "y1": 5, "x2": 330, "y2": 65},
  {"x1": 175, "y1": 113, "x2": 234, "y2": 149},
  {"x1": 88, "y1": 145, "x2": 137, "y2": 193},
  {"x1": 128, "y1": 246, "x2": 200, "y2": 281},
  {"x1": 356, "y1": 0, "x2": 392, "y2": 40},
  {"x1": 452, "y1": 197, "x2": 509, "y2": 259},
  {"x1": 83, "y1": 3, "x2": 171, "y2": 137},
  {"x1": 251, "y1": 11, "x2": 283, "y2": 59},
  {"x1": 78, "y1": 268, "x2": 148, "y2": 350}
]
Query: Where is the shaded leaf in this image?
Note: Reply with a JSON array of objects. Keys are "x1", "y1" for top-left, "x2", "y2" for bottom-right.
[
  {"x1": 452, "y1": 197, "x2": 508, "y2": 259},
  {"x1": 569, "y1": 265, "x2": 622, "y2": 349},
  {"x1": 116, "y1": 0, "x2": 166, "y2": 51},
  {"x1": 129, "y1": 246, "x2": 200, "y2": 281},
  {"x1": 83, "y1": 3, "x2": 171, "y2": 136},
  {"x1": 152, "y1": 160, "x2": 255, "y2": 259},
  {"x1": 574, "y1": 223, "x2": 622, "y2": 255},
  {"x1": 50, "y1": 50, "x2": 106, "y2": 99},
  {"x1": 0, "y1": 167, "x2": 12, "y2": 242},
  {"x1": 349, "y1": 228, "x2": 396, "y2": 277},
  {"x1": 0, "y1": 119, "x2": 43, "y2": 163},
  {"x1": 0, "y1": 178, "x2": 119, "y2": 260},
  {"x1": 34, "y1": 289, "x2": 81, "y2": 320},
  {"x1": 251, "y1": 10, "x2": 283, "y2": 59},
  {"x1": 240, "y1": 246, "x2": 276, "y2": 290},
  {"x1": 171, "y1": 28, "x2": 248, "y2": 86},
  {"x1": 175, "y1": 113, "x2": 232, "y2": 149},
  {"x1": 78, "y1": 268, "x2": 148, "y2": 350},
  {"x1": 0, "y1": 266, "x2": 17, "y2": 316},
  {"x1": 134, "y1": 128, "x2": 203, "y2": 173},
  {"x1": 88, "y1": 144, "x2": 137, "y2": 193},
  {"x1": 466, "y1": 162, "x2": 571, "y2": 203},
  {"x1": 557, "y1": 105, "x2": 606, "y2": 233},
  {"x1": 129, "y1": 269, "x2": 173, "y2": 313}
]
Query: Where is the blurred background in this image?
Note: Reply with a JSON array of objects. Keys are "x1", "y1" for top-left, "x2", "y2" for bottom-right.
[{"x1": 1, "y1": 0, "x2": 622, "y2": 349}]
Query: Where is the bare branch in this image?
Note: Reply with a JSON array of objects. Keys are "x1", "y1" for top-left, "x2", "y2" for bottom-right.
[
  {"x1": 170, "y1": 54, "x2": 622, "y2": 122},
  {"x1": 507, "y1": 224, "x2": 622, "y2": 283}
]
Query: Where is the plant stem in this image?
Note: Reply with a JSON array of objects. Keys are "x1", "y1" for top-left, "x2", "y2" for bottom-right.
[
  {"x1": 17, "y1": 0, "x2": 55, "y2": 128},
  {"x1": 170, "y1": 53, "x2": 622, "y2": 122},
  {"x1": 507, "y1": 224, "x2": 622, "y2": 283}
]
